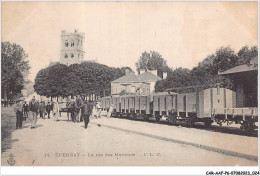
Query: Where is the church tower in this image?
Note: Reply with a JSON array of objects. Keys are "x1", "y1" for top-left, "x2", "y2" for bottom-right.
[{"x1": 60, "y1": 29, "x2": 85, "y2": 66}]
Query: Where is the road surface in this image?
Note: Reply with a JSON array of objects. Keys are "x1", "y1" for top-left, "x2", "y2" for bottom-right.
[{"x1": 1, "y1": 107, "x2": 258, "y2": 166}]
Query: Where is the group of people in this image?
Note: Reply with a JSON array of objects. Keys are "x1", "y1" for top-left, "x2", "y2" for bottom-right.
[
  {"x1": 14, "y1": 95, "x2": 98, "y2": 130},
  {"x1": 65, "y1": 95, "x2": 100, "y2": 129},
  {"x1": 13, "y1": 96, "x2": 56, "y2": 129}
]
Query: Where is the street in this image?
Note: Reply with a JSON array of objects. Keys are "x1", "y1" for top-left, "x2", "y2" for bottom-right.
[{"x1": 1, "y1": 107, "x2": 258, "y2": 166}]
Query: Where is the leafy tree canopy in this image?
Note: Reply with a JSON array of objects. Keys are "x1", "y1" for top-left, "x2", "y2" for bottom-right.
[
  {"x1": 155, "y1": 45, "x2": 257, "y2": 92},
  {"x1": 135, "y1": 51, "x2": 170, "y2": 77},
  {"x1": 1, "y1": 42, "x2": 30, "y2": 100}
]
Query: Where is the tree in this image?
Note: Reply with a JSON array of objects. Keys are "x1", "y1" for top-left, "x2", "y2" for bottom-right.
[
  {"x1": 135, "y1": 50, "x2": 170, "y2": 77},
  {"x1": 34, "y1": 63, "x2": 68, "y2": 99},
  {"x1": 237, "y1": 45, "x2": 258, "y2": 65},
  {"x1": 1, "y1": 42, "x2": 30, "y2": 101},
  {"x1": 34, "y1": 62, "x2": 124, "y2": 99},
  {"x1": 213, "y1": 46, "x2": 239, "y2": 72},
  {"x1": 155, "y1": 67, "x2": 191, "y2": 92}
]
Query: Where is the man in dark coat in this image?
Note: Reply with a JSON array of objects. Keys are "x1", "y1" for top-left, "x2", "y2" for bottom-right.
[
  {"x1": 39, "y1": 99, "x2": 46, "y2": 119},
  {"x1": 82, "y1": 100, "x2": 93, "y2": 129},
  {"x1": 46, "y1": 102, "x2": 52, "y2": 119},
  {"x1": 14, "y1": 99, "x2": 24, "y2": 129},
  {"x1": 29, "y1": 96, "x2": 39, "y2": 128},
  {"x1": 23, "y1": 101, "x2": 29, "y2": 121},
  {"x1": 75, "y1": 95, "x2": 84, "y2": 122}
]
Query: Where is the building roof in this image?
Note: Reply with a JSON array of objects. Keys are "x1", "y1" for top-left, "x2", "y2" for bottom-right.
[
  {"x1": 111, "y1": 71, "x2": 162, "y2": 83},
  {"x1": 218, "y1": 56, "x2": 258, "y2": 75},
  {"x1": 138, "y1": 71, "x2": 162, "y2": 82},
  {"x1": 111, "y1": 74, "x2": 141, "y2": 83}
]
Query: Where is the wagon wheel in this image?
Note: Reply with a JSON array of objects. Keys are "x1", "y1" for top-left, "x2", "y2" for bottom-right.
[
  {"x1": 243, "y1": 120, "x2": 255, "y2": 136},
  {"x1": 173, "y1": 116, "x2": 177, "y2": 125},
  {"x1": 144, "y1": 114, "x2": 149, "y2": 121},
  {"x1": 204, "y1": 120, "x2": 212, "y2": 128},
  {"x1": 188, "y1": 117, "x2": 195, "y2": 128},
  {"x1": 155, "y1": 115, "x2": 160, "y2": 122}
]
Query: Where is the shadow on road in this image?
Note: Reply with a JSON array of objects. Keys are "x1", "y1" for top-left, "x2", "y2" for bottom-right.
[
  {"x1": 112, "y1": 116, "x2": 258, "y2": 137},
  {"x1": 1, "y1": 107, "x2": 30, "y2": 153}
]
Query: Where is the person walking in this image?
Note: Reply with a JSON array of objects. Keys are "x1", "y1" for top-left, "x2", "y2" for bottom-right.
[
  {"x1": 52, "y1": 101, "x2": 60, "y2": 121},
  {"x1": 23, "y1": 101, "x2": 29, "y2": 121},
  {"x1": 39, "y1": 99, "x2": 46, "y2": 119},
  {"x1": 14, "y1": 99, "x2": 24, "y2": 129},
  {"x1": 66, "y1": 97, "x2": 71, "y2": 121},
  {"x1": 46, "y1": 102, "x2": 52, "y2": 119},
  {"x1": 82, "y1": 100, "x2": 93, "y2": 129},
  {"x1": 69, "y1": 98, "x2": 76, "y2": 122},
  {"x1": 29, "y1": 96, "x2": 38, "y2": 129},
  {"x1": 96, "y1": 101, "x2": 102, "y2": 118},
  {"x1": 75, "y1": 95, "x2": 84, "y2": 122}
]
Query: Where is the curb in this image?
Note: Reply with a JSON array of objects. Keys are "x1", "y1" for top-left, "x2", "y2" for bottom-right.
[{"x1": 90, "y1": 121, "x2": 258, "y2": 162}]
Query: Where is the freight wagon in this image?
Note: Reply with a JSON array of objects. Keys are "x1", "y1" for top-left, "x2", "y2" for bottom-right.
[{"x1": 100, "y1": 87, "x2": 258, "y2": 132}]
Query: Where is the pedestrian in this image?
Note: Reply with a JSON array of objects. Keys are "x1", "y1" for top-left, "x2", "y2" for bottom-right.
[
  {"x1": 23, "y1": 101, "x2": 29, "y2": 121},
  {"x1": 29, "y1": 96, "x2": 39, "y2": 129},
  {"x1": 75, "y1": 95, "x2": 84, "y2": 122},
  {"x1": 66, "y1": 97, "x2": 71, "y2": 121},
  {"x1": 82, "y1": 100, "x2": 93, "y2": 129},
  {"x1": 39, "y1": 99, "x2": 46, "y2": 119},
  {"x1": 52, "y1": 101, "x2": 60, "y2": 121},
  {"x1": 46, "y1": 102, "x2": 52, "y2": 119},
  {"x1": 69, "y1": 98, "x2": 76, "y2": 122},
  {"x1": 96, "y1": 101, "x2": 102, "y2": 118},
  {"x1": 13, "y1": 99, "x2": 24, "y2": 129}
]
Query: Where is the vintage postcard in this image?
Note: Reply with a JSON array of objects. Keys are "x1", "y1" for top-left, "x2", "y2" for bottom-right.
[{"x1": 1, "y1": 1, "x2": 258, "y2": 174}]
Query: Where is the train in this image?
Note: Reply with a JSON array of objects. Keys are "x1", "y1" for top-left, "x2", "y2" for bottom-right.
[{"x1": 100, "y1": 87, "x2": 258, "y2": 133}]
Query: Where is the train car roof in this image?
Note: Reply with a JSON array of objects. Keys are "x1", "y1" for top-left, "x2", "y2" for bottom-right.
[{"x1": 152, "y1": 92, "x2": 177, "y2": 96}]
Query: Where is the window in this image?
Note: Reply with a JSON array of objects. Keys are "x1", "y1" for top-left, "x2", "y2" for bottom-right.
[
  {"x1": 65, "y1": 41, "x2": 69, "y2": 47},
  {"x1": 77, "y1": 39, "x2": 79, "y2": 46},
  {"x1": 71, "y1": 40, "x2": 74, "y2": 47},
  {"x1": 64, "y1": 53, "x2": 68, "y2": 59},
  {"x1": 71, "y1": 53, "x2": 74, "y2": 58},
  {"x1": 78, "y1": 54, "x2": 80, "y2": 58}
]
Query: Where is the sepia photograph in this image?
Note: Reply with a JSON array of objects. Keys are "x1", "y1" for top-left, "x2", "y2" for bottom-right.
[{"x1": 1, "y1": 0, "x2": 258, "y2": 174}]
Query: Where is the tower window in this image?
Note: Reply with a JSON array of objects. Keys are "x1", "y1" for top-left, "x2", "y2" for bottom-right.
[
  {"x1": 77, "y1": 39, "x2": 79, "y2": 46},
  {"x1": 71, "y1": 40, "x2": 74, "y2": 47},
  {"x1": 64, "y1": 53, "x2": 68, "y2": 59},
  {"x1": 71, "y1": 53, "x2": 74, "y2": 58},
  {"x1": 65, "y1": 41, "x2": 69, "y2": 47},
  {"x1": 78, "y1": 53, "x2": 80, "y2": 58}
]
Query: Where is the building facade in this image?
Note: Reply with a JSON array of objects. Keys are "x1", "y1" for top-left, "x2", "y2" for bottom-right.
[
  {"x1": 111, "y1": 69, "x2": 162, "y2": 95},
  {"x1": 60, "y1": 29, "x2": 85, "y2": 66}
]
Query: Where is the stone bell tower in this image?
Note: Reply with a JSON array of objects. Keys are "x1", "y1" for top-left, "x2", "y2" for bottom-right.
[{"x1": 60, "y1": 29, "x2": 85, "y2": 66}]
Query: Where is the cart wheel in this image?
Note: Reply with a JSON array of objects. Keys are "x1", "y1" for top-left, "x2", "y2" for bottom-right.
[
  {"x1": 155, "y1": 115, "x2": 160, "y2": 122},
  {"x1": 188, "y1": 118, "x2": 195, "y2": 128},
  {"x1": 144, "y1": 114, "x2": 149, "y2": 121},
  {"x1": 204, "y1": 120, "x2": 212, "y2": 128}
]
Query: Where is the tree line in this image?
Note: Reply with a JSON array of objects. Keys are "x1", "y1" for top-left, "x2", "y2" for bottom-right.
[
  {"x1": 34, "y1": 62, "x2": 131, "y2": 99},
  {"x1": 154, "y1": 46, "x2": 258, "y2": 92},
  {"x1": 2, "y1": 40, "x2": 257, "y2": 101}
]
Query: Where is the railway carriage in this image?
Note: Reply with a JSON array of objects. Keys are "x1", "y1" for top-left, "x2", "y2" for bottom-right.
[{"x1": 100, "y1": 86, "x2": 257, "y2": 133}]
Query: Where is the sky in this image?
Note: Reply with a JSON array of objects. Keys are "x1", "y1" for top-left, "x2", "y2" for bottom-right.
[{"x1": 2, "y1": 1, "x2": 258, "y2": 81}]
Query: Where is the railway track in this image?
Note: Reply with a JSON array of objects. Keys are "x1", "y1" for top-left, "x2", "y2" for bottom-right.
[{"x1": 111, "y1": 115, "x2": 258, "y2": 137}]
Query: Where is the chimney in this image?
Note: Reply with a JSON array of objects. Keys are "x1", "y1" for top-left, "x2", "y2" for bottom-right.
[
  {"x1": 163, "y1": 72, "x2": 168, "y2": 79},
  {"x1": 125, "y1": 69, "x2": 130, "y2": 75},
  {"x1": 74, "y1": 29, "x2": 78, "y2": 33},
  {"x1": 139, "y1": 69, "x2": 145, "y2": 75}
]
